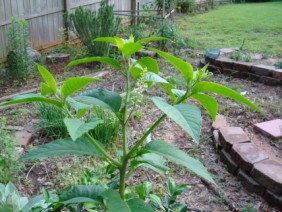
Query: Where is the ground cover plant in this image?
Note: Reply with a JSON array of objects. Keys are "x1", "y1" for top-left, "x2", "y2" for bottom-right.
[
  {"x1": 0, "y1": 35, "x2": 263, "y2": 211},
  {"x1": 176, "y1": 1, "x2": 282, "y2": 56}
]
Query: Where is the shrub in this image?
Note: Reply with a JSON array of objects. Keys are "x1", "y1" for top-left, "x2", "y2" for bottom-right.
[
  {"x1": 6, "y1": 17, "x2": 34, "y2": 82},
  {"x1": 177, "y1": 0, "x2": 195, "y2": 13},
  {"x1": 69, "y1": 0, "x2": 121, "y2": 57},
  {"x1": 0, "y1": 119, "x2": 21, "y2": 183}
]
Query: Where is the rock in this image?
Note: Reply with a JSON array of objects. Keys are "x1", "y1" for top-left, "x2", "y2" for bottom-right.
[
  {"x1": 14, "y1": 147, "x2": 24, "y2": 159},
  {"x1": 215, "y1": 57, "x2": 234, "y2": 70},
  {"x1": 231, "y1": 142, "x2": 268, "y2": 173},
  {"x1": 4, "y1": 126, "x2": 24, "y2": 131},
  {"x1": 212, "y1": 114, "x2": 228, "y2": 130},
  {"x1": 233, "y1": 61, "x2": 254, "y2": 73},
  {"x1": 240, "y1": 72, "x2": 261, "y2": 81},
  {"x1": 212, "y1": 130, "x2": 222, "y2": 149},
  {"x1": 222, "y1": 69, "x2": 240, "y2": 77},
  {"x1": 251, "y1": 160, "x2": 282, "y2": 195},
  {"x1": 46, "y1": 53, "x2": 70, "y2": 64},
  {"x1": 237, "y1": 169, "x2": 265, "y2": 195},
  {"x1": 251, "y1": 64, "x2": 275, "y2": 76},
  {"x1": 263, "y1": 190, "x2": 282, "y2": 209},
  {"x1": 207, "y1": 64, "x2": 221, "y2": 73},
  {"x1": 220, "y1": 149, "x2": 238, "y2": 175},
  {"x1": 220, "y1": 48, "x2": 235, "y2": 56},
  {"x1": 254, "y1": 119, "x2": 282, "y2": 140},
  {"x1": 14, "y1": 131, "x2": 33, "y2": 148},
  {"x1": 273, "y1": 69, "x2": 282, "y2": 80},
  {"x1": 205, "y1": 56, "x2": 216, "y2": 65},
  {"x1": 27, "y1": 47, "x2": 41, "y2": 61},
  {"x1": 260, "y1": 76, "x2": 281, "y2": 86},
  {"x1": 219, "y1": 127, "x2": 250, "y2": 152}
]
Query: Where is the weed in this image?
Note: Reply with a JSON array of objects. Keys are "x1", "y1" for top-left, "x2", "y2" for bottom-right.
[
  {"x1": 35, "y1": 103, "x2": 67, "y2": 139},
  {"x1": 0, "y1": 118, "x2": 21, "y2": 183},
  {"x1": 275, "y1": 60, "x2": 282, "y2": 69}
]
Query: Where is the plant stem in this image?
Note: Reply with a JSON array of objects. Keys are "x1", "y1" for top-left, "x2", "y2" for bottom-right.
[
  {"x1": 85, "y1": 133, "x2": 121, "y2": 168},
  {"x1": 119, "y1": 157, "x2": 129, "y2": 199}
]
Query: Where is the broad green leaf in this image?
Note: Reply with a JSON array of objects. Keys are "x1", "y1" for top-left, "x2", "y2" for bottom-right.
[
  {"x1": 93, "y1": 37, "x2": 116, "y2": 44},
  {"x1": 66, "y1": 97, "x2": 91, "y2": 118},
  {"x1": 75, "y1": 96, "x2": 113, "y2": 111},
  {"x1": 130, "y1": 66, "x2": 143, "y2": 80},
  {"x1": 191, "y1": 93, "x2": 218, "y2": 121},
  {"x1": 129, "y1": 34, "x2": 134, "y2": 43},
  {"x1": 148, "y1": 194, "x2": 164, "y2": 210},
  {"x1": 127, "y1": 198, "x2": 154, "y2": 212},
  {"x1": 151, "y1": 97, "x2": 202, "y2": 143},
  {"x1": 66, "y1": 57, "x2": 121, "y2": 70},
  {"x1": 167, "y1": 177, "x2": 176, "y2": 195},
  {"x1": 79, "y1": 87, "x2": 122, "y2": 112},
  {"x1": 36, "y1": 63, "x2": 57, "y2": 93},
  {"x1": 171, "y1": 89, "x2": 186, "y2": 97},
  {"x1": 0, "y1": 94, "x2": 63, "y2": 108},
  {"x1": 61, "y1": 77, "x2": 98, "y2": 99},
  {"x1": 136, "y1": 36, "x2": 168, "y2": 44},
  {"x1": 101, "y1": 190, "x2": 130, "y2": 212},
  {"x1": 144, "y1": 72, "x2": 169, "y2": 85},
  {"x1": 135, "y1": 182, "x2": 152, "y2": 200},
  {"x1": 64, "y1": 118, "x2": 103, "y2": 141},
  {"x1": 144, "y1": 140, "x2": 215, "y2": 184},
  {"x1": 22, "y1": 195, "x2": 51, "y2": 212},
  {"x1": 173, "y1": 184, "x2": 190, "y2": 196},
  {"x1": 59, "y1": 185, "x2": 105, "y2": 204},
  {"x1": 148, "y1": 47, "x2": 193, "y2": 83},
  {"x1": 40, "y1": 83, "x2": 54, "y2": 96},
  {"x1": 20, "y1": 137, "x2": 103, "y2": 160},
  {"x1": 192, "y1": 81, "x2": 264, "y2": 114},
  {"x1": 122, "y1": 43, "x2": 143, "y2": 58},
  {"x1": 137, "y1": 57, "x2": 159, "y2": 74},
  {"x1": 132, "y1": 153, "x2": 170, "y2": 175},
  {"x1": 158, "y1": 84, "x2": 176, "y2": 103},
  {"x1": 114, "y1": 36, "x2": 125, "y2": 50}
]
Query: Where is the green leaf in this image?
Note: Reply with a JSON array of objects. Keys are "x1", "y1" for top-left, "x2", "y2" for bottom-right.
[
  {"x1": 192, "y1": 81, "x2": 264, "y2": 114},
  {"x1": 101, "y1": 190, "x2": 130, "y2": 212},
  {"x1": 79, "y1": 87, "x2": 122, "y2": 112},
  {"x1": 74, "y1": 96, "x2": 114, "y2": 111},
  {"x1": 61, "y1": 77, "x2": 98, "y2": 99},
  {"x1": 158, "y1": 84, "x2": 176, "y2": 103},
  {"x1": 171, "y1": 89, "x2": 186, "y2": 97},
  {"x1": 0, "y1": 94, "x2": 63, "y2": 108},
  {"x1": 59, "y1": 185, "x2": 105, "y2": 204},
  {"x1": 122, "y1": 43, "x2": 143, "y2": 58},
  {"x1": 151, "y1": 97, "x2": 202, "y2": 143},
  {"x1": 66, "y1": 97, "x2": 91, "y2": 118},
  {"x1": 22, "y1": 195, "x2": 50, "y2": 212},
  {"x1": 135, "y1": 182, "x2": 151, "y2": 200},
  {"x1": 64, "y1": 118, "x2": 103, "y2": 141},
  {"x1": 40, "y1": 83, "x2": 54, "y2": 96},
  {"x1": 36, "y1": 63, "x2": 57, "y2": 93},
  {"x1": 173, "y1": 184, "x2": 190, "y2": 196},
  {"x1": 167, "y1": 177, "x2": 176, "y2": 195},
  {"x1": 136, "y1": 36, "x2": 168, "y2": 44},
  {"x1": 137, "y1": 57, "x2": 159, "y2": 74},
  {"x1": 66, "y1": 57, "x2": 121, "y2": 70},
  {"x1": 93, "y1": 37, "x2": 117, "y2": 44},
  {"x1": 132, "y1": 153, "x2": 170, "y2": 175},
  {"x1": 144, "y1": 72, "x2": 169, "y2": 85},
  {"x1": 20, "y1": 137, "x2": 104, "y2": 160},
  {"x1": 130, "y1": 66, "x2": 143, "y2": 80},
  {"x1": 148, "y1": 47, "x2": 193, "y2": 83},
  {"x1": 191, "y1": 93, "x2": 218, "y2": 121},
  {"x1": 144, "y1": 140, "x2": 215, "y2": 184},
  {"x1": 148, "y1": 194, "x2": 164, "y2": 210},
  {"x1": 127, "y1": 198, "x2": 154, "y2": 212},
  {"x1": 114, "y1": 36, "x2": 125, "y2": 50}
]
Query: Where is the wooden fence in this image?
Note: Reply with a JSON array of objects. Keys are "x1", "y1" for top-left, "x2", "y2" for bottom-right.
[{"x1": 0, "y1": 0, "x2": 155, "y2": 61}]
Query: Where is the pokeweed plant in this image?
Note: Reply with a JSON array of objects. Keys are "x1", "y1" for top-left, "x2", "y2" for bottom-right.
[{"x1": 0, "y1": 35, "x2": 263, "y2": 211}]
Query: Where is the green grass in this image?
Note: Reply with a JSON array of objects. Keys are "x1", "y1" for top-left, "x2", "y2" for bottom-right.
[{"x1": 176, "y1": 2, "x2": 282, "y2": 56}]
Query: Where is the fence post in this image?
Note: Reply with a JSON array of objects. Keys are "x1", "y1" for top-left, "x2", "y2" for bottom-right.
[
  {"x1": 131, "y1": 0, "x2": 136, "y2": 25},
  {"x1": 64, "y1": 0, "x2": 71, "y2": 41}
]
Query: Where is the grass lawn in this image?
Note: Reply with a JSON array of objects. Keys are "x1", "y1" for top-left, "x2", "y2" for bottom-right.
[{"x1": 176, "y1": 1, "x2": 282, "y2": 57}]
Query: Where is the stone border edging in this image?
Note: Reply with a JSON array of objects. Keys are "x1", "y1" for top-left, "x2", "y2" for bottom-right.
[
  {"x1": 204, "y1": 57, "x2": 282, "y2": 86},
  {"x1": 211, "y1": 115, "x2": 282, "y2": 209}
]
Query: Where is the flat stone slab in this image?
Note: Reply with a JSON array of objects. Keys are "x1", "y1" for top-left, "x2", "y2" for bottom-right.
[
  {"x1": 219, "y1": 127, "x2": 250, "y2": 152},
  {"x1": 254, "y1": 119, "x2": 282, "y2": 139},
  {"x1": 237, "y1": 169, "x2": 265, "y2": 195},
  {"x1": 233, "y1": 61, "x2": 254, "y2": 73},
  {"x1": 273, "y1": 69, "x2": 282, "y2": 80},
  {"x1": 212, "y1": 114, "x2": 228, "y2": 130},
  {"x1": 231, "y1": 143, "x2": 268, "y2": 172},
  {"x1": 14, "y1": 131, "x2": 33, "y2": 148},
  {"x1": 251, "y1": 160, "x2": 282, "y2": 194},
  {"x1": 264, "y1": 190, "x2": 282, "y2": 209},
  {"x1": 215, "y1": 57, "x2": 234, "y2": 69},
  {"x1": 221, "y1": 149, "x2": 238, "y2": 175},
  {"x1": 251, "y1": 64, "x2": 275, "y2": 76},
  {"x1": 4, "y1": 125, "x2": 24, "y2": 131}
]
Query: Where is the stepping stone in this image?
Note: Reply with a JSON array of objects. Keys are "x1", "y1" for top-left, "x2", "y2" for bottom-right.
[
  {"x1": 273, "y1": 69, "x2": 282, "y2": 80},
  {"x1": 4, "y1": 125, "x2": 24, "y2": 131},
  {"x1": 254, "y1": 119, "x2": 282, "y2": 139},
  {"x1": 212, "y1": 114, "x2": 228, "y2": 130},
  {"x1": 46, "y1": 53, "x2": 70, "y2": 64},
  {"x1": 220, "y1": 149, "x2": 238, "y2": 175},
  {"x1": 251, "y1": 64, "x2": 275, "y2": 76},
  {"x1": 237, "y1": 169, "x2": 265, "y2": 195},
  {"x1": 219, "y1": 127, "x2": 250, "y2": 152},
  {"x1": 251, "y1": 159, "x2": 282, "y2": 195},
  {"x1": 231, "y1": 142, "x2": 268, "y2": 173},
  {"x1": 263, "y1": 190, "x2": 282, "y2": 209},
  {"x1": 14, "y1": 131, "x2": 33, "y2": 148}
]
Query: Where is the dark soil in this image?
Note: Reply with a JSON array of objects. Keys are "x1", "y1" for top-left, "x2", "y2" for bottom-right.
[{"x1": 0, "y1": 54, "x2": 281, "y2": 211}]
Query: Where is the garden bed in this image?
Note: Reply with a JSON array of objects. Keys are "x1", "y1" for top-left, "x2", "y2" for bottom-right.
[{"x1": 0, "y1": 54, "x2": 281, "y2": 211}]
